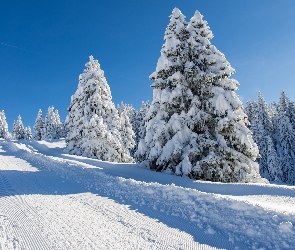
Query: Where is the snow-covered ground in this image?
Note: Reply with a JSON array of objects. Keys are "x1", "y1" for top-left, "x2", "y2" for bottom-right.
[{"x1": 0, "y1": 139, "x2": 294, "y2": 249}]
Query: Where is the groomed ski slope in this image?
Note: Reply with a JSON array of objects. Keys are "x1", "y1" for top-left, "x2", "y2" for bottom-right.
[{"x1": 0, "y1": 139, "x2": 294, "y2": 250}]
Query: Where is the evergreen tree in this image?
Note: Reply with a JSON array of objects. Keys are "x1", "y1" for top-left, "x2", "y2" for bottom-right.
[
  {"x1": 25, "y1": 126, "x2": 32, "y2": 140},
  {"x1": 59, "y1": 120, "x2": 68, "y2": 138},
  {"x1": 265, "y1": 135, "x2": 281, "y2": 182},
  {"x1": 137, "y1": 101, "x2": 150, "y2": 141},
  {"x1": 66, "y1": 56, "x2": 133, "y2": 162},
  {"x1": 288, "y1": 101, "x2": 295, "y2": 130},
  {"x1": 117, "y1": 101, "x2": 151, "y2": 159},
  {"x1": 276, "y1": 91, "x2": 295, "y2": 184},
  {"x1": 136, "y1": 8, "x2": 189, "y2": 168},
  {"x1": 134, "y1": 101, "x2": 150, "y2": 162},
  {"x1": 119, "y1": 108, "x2": 135, "y2": 160},
  {"x1": 117, "y1": 102, "x2": 137, "y2": 157},
  {"x1": 137, "y1": 8, "x2": 262, "y2": 183},
  {"x1": 250, "y1": 93, "x2": 278, "y2": 180},
  {"x1": 12, "y1": 115, "x2": 26, "y2": 140},
  {"x1": 257, "y1": 93, "x2": 273, "y2": 136},
  {"x1": 244, "y1": 101, "x2": 256, "y2": 127},
  {"x1": 33, "y1": 109, "x2": 45, "y2": 140},
  {"x1": 0, "y1": 110, "x2": 9, "y2": 139},
  {"x1": 42, "y1": 106, "x2": 62, "y2": 140},
  {"x1": 54, "y1": 109, "x2": 62, "y2": 138}
]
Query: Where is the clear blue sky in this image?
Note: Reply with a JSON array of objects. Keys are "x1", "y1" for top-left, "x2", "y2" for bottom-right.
[{"x1": 1, "y1": 0, "x2": 295, "y2": 130}]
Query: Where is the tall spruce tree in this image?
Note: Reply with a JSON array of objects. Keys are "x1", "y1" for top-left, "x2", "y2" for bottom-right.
[
  {"x1": 33, "y1": 109, "x2": 45, "y2": 140},
  {"x1": 137, "y1": 8, "x2": 263, "y2": 183},
  {"x1": 66, "y1": 56, "x2": 133, "y2": 162},
  {"x1": 249, "y1": 93, "x2": 279, "y2": 180},
  {"x1": 276, "y1": 91, "x2": 295, "y2": 184},
  {"x1": 0, "y1": 110, "x2": 9, "y2": 139},
  {"x1": 136, "y1": 8, "x2": 190, "y2": 170},
  {"x1": 289, "y1": 101, "x2": 295, "y2": 130}
]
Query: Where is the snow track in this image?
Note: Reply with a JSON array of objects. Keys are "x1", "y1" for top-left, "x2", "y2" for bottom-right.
[
  {"x1": 0, "y1": 142, "x2": 216, "y2": 250},
  {"x1": 0, "y1": 140, "x2": 295, "y2": 249}
]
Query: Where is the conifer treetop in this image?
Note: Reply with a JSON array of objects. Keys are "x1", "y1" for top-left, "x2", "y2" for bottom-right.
[
  {"x1": 85, "y1": 55, "x2": 101, "y2": 72},
  {"x1": 187, "y1": 10, "x2": 213, "y2": 40},
  {"x1": 150, "y1": 8, "x2": 188, "y2": 80},
  {"x1": 187, "y1": 10, "x2": 235, "y2": 79}
]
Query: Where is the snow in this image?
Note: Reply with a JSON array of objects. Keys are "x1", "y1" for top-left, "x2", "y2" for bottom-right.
[{"x1": 0, "y1": 139, "x2": 295, "y2": 249}]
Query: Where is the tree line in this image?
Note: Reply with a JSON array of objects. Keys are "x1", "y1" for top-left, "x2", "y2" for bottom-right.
[{"x1": 0, "y1": 8, "x2": 293, "y2": 184}]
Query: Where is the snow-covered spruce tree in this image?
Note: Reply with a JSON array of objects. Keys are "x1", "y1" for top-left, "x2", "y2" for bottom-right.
[
  {"x1": 134, "y1": 101, "x2": 150, "y2": 162},
  {"x1": 66, "y1": 56, "x2": 133, "y2": 162},
  {"x1": 244, "y1": 101, "x2": 256, "y2": 127},
  {"x1": 117, "y1": 102, "x2": 136, "y2": 118},
  {"x1": 136, "y1": 8, "x2": 190, "y2": 168},
  {"x1": 137, "y1": 8, "x2": 263, "y2": 183},
  {"x1": 117, "y1": 102, "x2": 151, "y2": 159},
  {"x1": 33, "y1": 109, "x2": 45, "y2": 140},
  {"x1": 54, "y1": 109, "x2": 62, "y2": 138},
  {"x1": 265, "y1": 135, "x2": 282, "y2": 182},
  {"x1": 42, "y1": 106, "x2": 62, "y2": 140},
  {"x1": 0, "y1": 110, "x2": 9, "y2": 139},
  {"x1": 119, "y1": 108, "x2": 135, "y2": 158},
  {"x1": 276, "y1": 91, "x2": 295, "y2": 184},
  {"x1": 137, "y1": 101, "x2": 150, "y2": 141},
  {"x1": 245, "y1": 93, "x2": 280, "y2": 181},
  {"x1": 288, "y1": 101, "x2": 295, "y2": 130},
  {"x1": 25, "y1": 126, "x2": 32, "y2": 140},
  {"x1": 12, "y1": 115, "x2": 26, "y2": 140},
  {"x1": 117, "y1": 103, "x2": 137, "y2": 157},
  {"x1": 59, "y1": 120, "x2": 68, "y2": 138}
]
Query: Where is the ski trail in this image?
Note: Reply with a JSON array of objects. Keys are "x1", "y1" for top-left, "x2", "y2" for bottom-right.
[
  {"x1": 1, "y1": 140, "x2": 295, "y2": 249},
  {"x1": 0, "y1": 143, "x2": 219, "y2": 250},
  {"x1": 0, "y1": 156, "x2": 62, "y2": 249}
]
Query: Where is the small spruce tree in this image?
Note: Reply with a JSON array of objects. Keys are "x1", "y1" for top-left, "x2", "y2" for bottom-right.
[
  {"x1": 12, "y1": 115, "x2": 26, "y2": 140},
  {"x1": 119, "y1": 108, "x2": 135, "y2": 161},
  {"x1": 42, "y1": 106, "x2": 62, "y2": 140},
  {"x1": 33, "y1": 109, "x2": 45, "y2": 140},
  {"x1": 0, "y1": 110, "x2": 9, "y2": 139},
  {"x1": 25, "y1": 126, "x2": 33, "y2": 140}
]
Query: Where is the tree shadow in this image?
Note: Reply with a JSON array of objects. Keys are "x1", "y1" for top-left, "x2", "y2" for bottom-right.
[{"x1": 25, "y1": 140, "x2": 295, "y2": 197}]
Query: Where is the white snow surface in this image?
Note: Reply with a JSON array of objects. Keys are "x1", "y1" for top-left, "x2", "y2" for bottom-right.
[{"x1": 0, "y1": 139, "x2": 294, "y2": 249}]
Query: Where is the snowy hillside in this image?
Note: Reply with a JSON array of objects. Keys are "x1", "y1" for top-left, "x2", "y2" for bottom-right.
[{"x1": 0, "y1": 139, "x2": 294, "y2": 249}]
